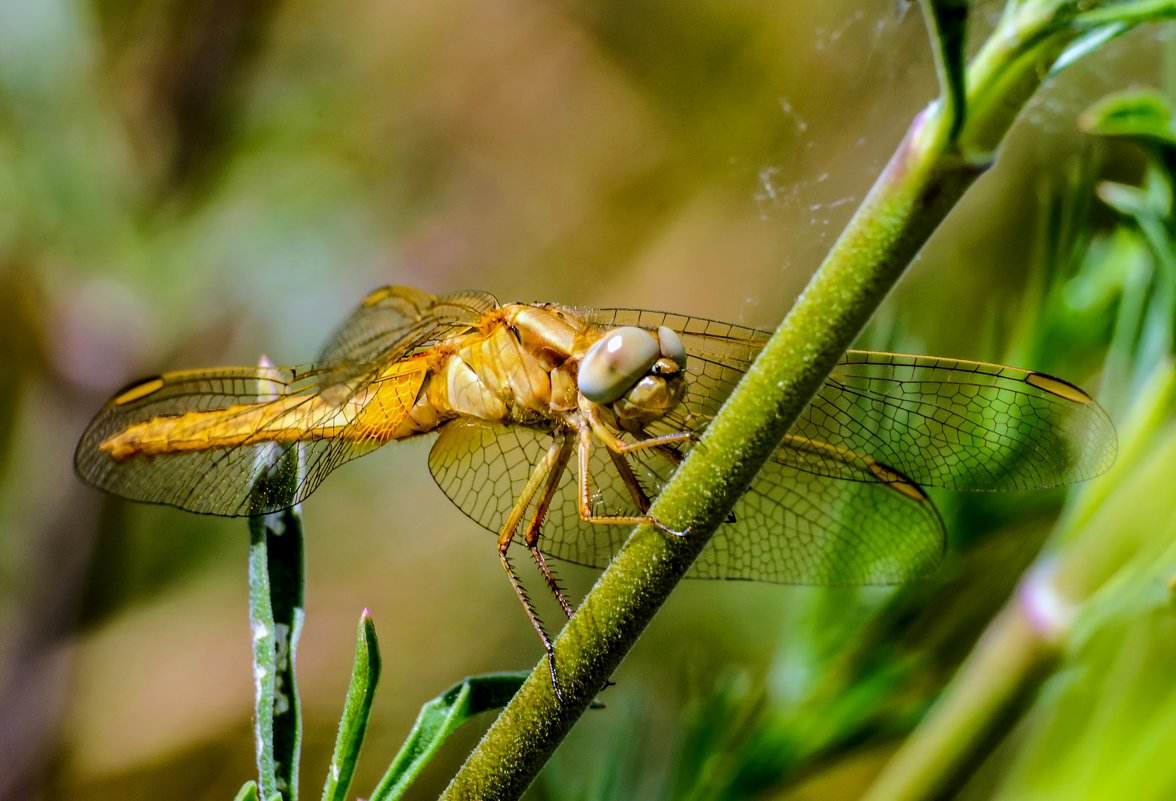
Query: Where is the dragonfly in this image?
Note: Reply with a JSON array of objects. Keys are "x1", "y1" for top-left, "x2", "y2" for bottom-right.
[{"x1": 76, "y1": 285, "x2": 1116, "y2": 690}]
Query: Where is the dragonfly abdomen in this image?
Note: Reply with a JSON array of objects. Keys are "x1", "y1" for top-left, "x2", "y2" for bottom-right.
[{"x1": 98, "y1": 359, "x2": 436, "y2": 459}]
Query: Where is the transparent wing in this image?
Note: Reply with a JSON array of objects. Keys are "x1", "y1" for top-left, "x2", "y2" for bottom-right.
[
  {"x1": 75, "y1": 287, "x2": 497, "y2": 517},
  {"x1": 689, "y1": 448, "x2": 944, "y2": 583},
  {"x1": 427, "y1": 418, "x2": 945, "y2": 584},
  {"x1": 318, "y1": 286, "x2": 498, "y2": 364},
  {"x1": 75, "y1": 360, "x2": 428, "y2": 516},
  {"x1": 804, "y1": 352, "x2": 1117, "y2": 490},
  {"x1": 428, "y1": 420, "x2": 636, "y2": 569}
]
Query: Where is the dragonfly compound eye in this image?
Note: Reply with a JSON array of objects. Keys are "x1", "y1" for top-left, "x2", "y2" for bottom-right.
[{"x1": 579, "y1": 326, "x2": 660, "y2": 404}]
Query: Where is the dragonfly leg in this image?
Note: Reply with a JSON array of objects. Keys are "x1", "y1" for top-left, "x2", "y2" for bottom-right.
[
  {"x1": 647, "y1": 439, "x2": 687, "y2": 466},
  {"x1": 605, "y1": 448, "x2": 653, "y2": 514},
  {"x1": 575, "y1": 424, "x2": 688, "y2": 537},
  {"x1": 496, "y1": 436, "x2": 567, "y2": 551},
  {"x1": 497, "y1": 549, "x2": 564, "y2": 704},
  {"x1": 496, "y1": 435, "x2": 573, "y2": 703},
  {"x1": 625, "y1": 435, "x2": 725, "y2": 524},
  {"x1": 583, "y1": 404, "x2": 692, "y2": 456},
  {"x1": 522, "y1": 433, "x2": 576, "y2": 621},
  {"x1": 616, "y1": 430, "x2": 693, "y2": 455},
  {"x1": 528, "y1": 546, "x2": 574, "y2": 621}
]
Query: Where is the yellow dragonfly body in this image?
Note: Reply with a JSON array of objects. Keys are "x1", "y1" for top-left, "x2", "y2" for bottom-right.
[{"x1": 76, "y1": 286, "x2": 1116, "y2": 675}]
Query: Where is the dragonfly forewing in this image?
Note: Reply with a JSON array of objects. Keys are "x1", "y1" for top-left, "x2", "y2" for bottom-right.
[
  {"x1": 799, "y1": 352, "x2": 1117, "y2": 491},
  {"x1": 317, "y1": 286, "x2": 497, "y2": 365}
]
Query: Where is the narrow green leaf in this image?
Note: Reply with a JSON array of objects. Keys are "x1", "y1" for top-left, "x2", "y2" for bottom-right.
[
  {"x1": 1080, "y1": 89, "x2": 1176, "y2": 147},
  {"x1": 248, "y1": 434, "x2": 306, "y2": 801},
  {"x1": 1052, "y1": 23, "x2": 1130, "y2": 75},
  {"x1": 231, "y1": 780, "x2": 284, "y2": 801},
  {"x1": 1071, "y1": 0, "x2": 1176, "y2": 29},
  {"x1": 1098, "y1": 182, "x2": 1157, "y2": 220},
  {"x1": 1055, "y1": 1, "x2": 1176, "y2": 85},
  {"x1": 369, "y1": 672, "x2": 528, "y2": 801},
  {"x1": 233, "y1": 781, "x2": 260, "y2": 801},
  {"x1": 321, "y1": 611, "x2": 382, "y2": 801},
  {"x1": 1054, "y1": 2, "x2": 1176, "y2": 77},
  {"x1": 921, "y1": 0, "x2": 968, "y2": 141}
]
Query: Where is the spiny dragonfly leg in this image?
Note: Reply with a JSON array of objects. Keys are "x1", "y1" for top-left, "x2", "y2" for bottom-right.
[
  {"x1": 496, "y1": 435, "x2": 573, "y2": 703},
  {"x1": 575, "y1": 424, "x2": 689, "y2": 537},
  {"x1": 497, "y1": 550, "x2": 563, "y2": 704},
  {"x1": 645, "y1": 438, "x2": 687, "y2": 466},
  {"x1": 625, "y1": 433, "x2": 717, "y2": 528},
  {"x1": 618, "y1": 430, "x2": 694, "y2": 454},
  {"x1": 528, "y1": 546, "x2": 574, "y2": 620},
  {"x1": 522, "y1": 433, "x2": 576, "y2": 621},
  {"x1": 585, "y1": 404, "x2": 693, "y2": 457},
  {"x1": 605, "y1": 448, "x2": 653, "y2": 514}
]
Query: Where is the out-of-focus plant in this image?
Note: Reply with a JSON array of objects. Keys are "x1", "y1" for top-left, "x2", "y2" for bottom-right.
[{"x1": 860, "y1": 87, "x2": 1176, "y2": 801}]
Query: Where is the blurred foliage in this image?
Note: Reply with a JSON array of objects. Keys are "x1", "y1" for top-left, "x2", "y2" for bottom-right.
[{"x1": 0, "y1": 1, "x2": 1173, "y2": 800}]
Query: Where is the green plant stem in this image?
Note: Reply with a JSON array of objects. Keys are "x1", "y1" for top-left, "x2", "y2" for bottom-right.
[
  {"x1": 440, "y1": 3, "x2": 1146, "y2": 799},
  {"x1": 861, "y1": 604, "x2": 1057, "y2": 801},
  {"x1": 248, "y1": 399, "x2": 306, "y2": 801},
  {"x1": 249, "y1": 500, "x2": 306, "y2": 801}
]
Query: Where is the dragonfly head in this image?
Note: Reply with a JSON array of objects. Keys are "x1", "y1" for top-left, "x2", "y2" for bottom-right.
[{"x1": 579, "y1": 325, "x2": 687, "y2": 430}]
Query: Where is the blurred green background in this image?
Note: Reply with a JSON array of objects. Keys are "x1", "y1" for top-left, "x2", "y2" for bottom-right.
[{"x1": 2, "y1": 1, "x2": 1174, "y2": 799}]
